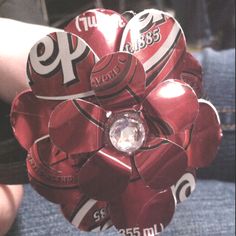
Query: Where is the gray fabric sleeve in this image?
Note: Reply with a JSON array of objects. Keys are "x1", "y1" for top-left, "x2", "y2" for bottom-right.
[{"x1": 0, "y1": 0, "x2": 47, "y2": 24}]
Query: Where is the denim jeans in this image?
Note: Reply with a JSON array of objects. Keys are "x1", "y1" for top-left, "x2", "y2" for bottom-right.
[
  {"x1": 6, "y1": 181, "x2": 235, "y2": 236},
  {"x1": 194, "y1": 48, "x2": 235, "y2": 182}
]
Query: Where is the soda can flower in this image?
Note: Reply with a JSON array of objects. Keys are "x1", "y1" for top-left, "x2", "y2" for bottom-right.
[{"x1": 10, "y1": 8, "x2": 222, "y2": 235}]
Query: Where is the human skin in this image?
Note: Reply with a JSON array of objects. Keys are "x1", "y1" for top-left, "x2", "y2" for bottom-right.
[
  {"x1": 0, "y1": 18, "x2": 62, "y2": 103},
  {"x1": 0, "y1": 185, "x2": 23, "y2": 236},
  {"x1": 0, "y1": 18, "x2": 62, "y2": 234}
]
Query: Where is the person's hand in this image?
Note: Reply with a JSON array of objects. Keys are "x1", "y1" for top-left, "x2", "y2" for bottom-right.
[
  {"x1": 0, "y1": 18, "x2": 61, "y2": 235},
  {"x1": 0, "y1": 18, "x2": 62, "y2": 103},
  {"x1": 0, "y1": 185, "x2": 23, "y2": 236}
]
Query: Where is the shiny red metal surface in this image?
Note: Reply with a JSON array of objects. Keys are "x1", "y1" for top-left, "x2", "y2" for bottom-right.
[
  {"x1": 180, "y1": 52, "x2": 203, "y2": 98},
  {"x1": 27, "y1": 32, "x2": 98, "y2": 100},
  {"x1": 78, "y1": 147, "x2": 131, "y2": 201},
  {"x1": 109, "y1": 179, "x2": 175, "y2": 235},
  {"x1": 49, "y1": 99, "x2": 106, "y2": 154},
  {"x1": 187, "y1": 100, "x2": 222, "y2": 167},
  {"x1": 171, "y1": 168, "x2": 196, "y2": 203},
  {"x1": 27, "y1": 136, "x2": 81, "y2": 204},
  {"x1": 61, "y1": 196, "x2": 113, "y2": 232},
  {"x1": 144, "y1": 79, "x2": 199, "y2": 134},
  {"x1": 90, "y1": 52, "x2": 146, "y2": 111},
  {"x1": 167, "y1": 128, "x2": 192, "y2": 149},
  {"x1": 135, "y1": 137, "x2": 187, "y2": 190},
  {"x1": 11, "y1": 90, "x2": 59, "y2": 150},
  {"x1": 65, "y1": 9, "x2": 127, "y2": 58},
  {"x1": 120, "y1": 9, "x2": 186, "y2": 94},
  {"x1": 9, "y1": 8, "x2": 223, "y2": 236}
]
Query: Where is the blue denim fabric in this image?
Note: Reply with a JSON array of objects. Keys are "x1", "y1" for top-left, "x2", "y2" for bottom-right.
[
  {"x1": 194, "y1": 48, "x2": 235, "y2": 182},
  {"x1": 7, "y1": 181, "x2": 235, "y2": 236}
]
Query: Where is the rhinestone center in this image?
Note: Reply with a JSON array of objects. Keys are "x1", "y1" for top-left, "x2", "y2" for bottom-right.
[{"x1": 108, "y1": 112, "x2": 146, "y2": 153}]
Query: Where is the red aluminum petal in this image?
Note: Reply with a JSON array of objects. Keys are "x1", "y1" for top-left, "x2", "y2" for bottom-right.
[
  {"x1": 61, "y1": 195, "x2": 113, "y2": 232},
  {"x1": 144, "y1": 79, "x2": 199, "y2": 134},
  {"x1": 27, "y1": 136, "x2": 81, "y2": 204},
  {"x1": 171, "y1": 168, "x2": 196, "y2": 203},
  {"x1": 120, "y1": 9, "x2": 186, "y2": 94},
  {"x1": 65, "y1": 9, "x2": 128, "y2": 58},
  {"x1": 129, "y1": 155, "x2": 142, "y2": 182},
  {"x1": 180, "y1": 52, "x2": 203, "y2": 98},
  {"x1": 49, "y1": 99, "x2": 106, "y2": 154},
  {"x1": 109, "y1": 179, "x2": 175, "y2": 235},
  {"x1": 78, "y1": 147, "x2": 131, "y2": 201},
  {"x1": 90, "y1": 52, "x2": 146, "y2": 111},
  {"x1": 10, "y1": 90, "x2": 60, "y2": 150},
  {"x1": 187, "y1": 100, "x2": 222, "y2": 167},
  {"x1": 27, "y1": 32, "x2": 98, "y2": 100},
  {"x1": 168, "y1": 128, "x2": 192, "y2": 149},
  {"x1": 135, "y1": 137, "x2": 187, "y2": 190},
  {"x1": 28, "y1": 177, "x2": 82, "y2": 204}
]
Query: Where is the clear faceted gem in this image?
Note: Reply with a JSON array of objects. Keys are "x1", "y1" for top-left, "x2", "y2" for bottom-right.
[{"x1": 109, "y1": 113, "x2": 146, "y2": 153}]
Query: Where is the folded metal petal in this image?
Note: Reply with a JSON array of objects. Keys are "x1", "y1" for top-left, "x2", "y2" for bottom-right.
[
  {"x1": 49, "y1": 99, "x2": 106, "y2": 154},
  {"x1": 171, "y1": 168, "x2": 196, "y2": 203},
  {"x1": 78, "y1": 147, "x2": 131, "y2": 201},
  {"x1": 134, "y1": 137, "x2": 187, "y2": 190},
  {"x1": 167, "y1": 128, "x2": 193, "y2": 149},
  {"x1": 129, "y1": 155, "x2": 142, "y2": 182},
  {"x1": 109, "y1": 179, "x2": 175, "y2": 235},
  {"x1": 10, "y1": 90, "x2": 60, "y2": 150},
  {"x1": 180, "y1": 52, "x2": 203, "y2": 98},
  {"x1": 90, "y1": 52, "x2": 146, "y2": 111},
  {"x1": 144, "y1": 79, "x2": 199, "y2": 135},
  {"x1": 121, "y1": 10, "x2": 136, "y2": 22},
  {"x1": 61, "y1": 195, "x2": 113, "y2": 232},
  {"x1": 65, "y1": 8, "x2": 128, "y2": 58},
  {"x1": 27, "y1": 136, "x2": 81, "y2": 204},
  {"x1": 187, "y1": 99, "x2": 222, "y2": 167},
  {"x1": 27, "y1": 31, "x2": 98, "y2": 101},
  {"x1": 120, "y1": 9, "x2": 186, "y2": 94}
]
